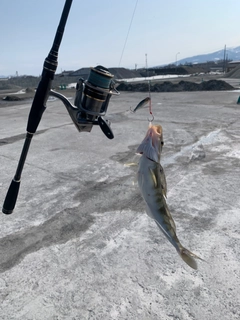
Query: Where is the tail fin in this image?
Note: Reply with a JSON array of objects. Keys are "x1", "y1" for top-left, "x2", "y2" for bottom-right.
[{"x1": 179, "y1": 246, "x2": 204, "y2": 270}]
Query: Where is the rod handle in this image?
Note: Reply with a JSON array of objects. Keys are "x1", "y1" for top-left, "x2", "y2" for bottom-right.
[{"x1": 2, "y1": 180, "x2": 21, "y2": 214}]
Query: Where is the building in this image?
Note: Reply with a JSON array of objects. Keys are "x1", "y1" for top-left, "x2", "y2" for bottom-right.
[{"x1": 227, "y1": 61, "x2": 240, "y2": 72}]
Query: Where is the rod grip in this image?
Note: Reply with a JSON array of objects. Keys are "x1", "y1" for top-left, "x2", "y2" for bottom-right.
[{"x1": 2, "y1": 180, "x2": 21, "y2": 214}]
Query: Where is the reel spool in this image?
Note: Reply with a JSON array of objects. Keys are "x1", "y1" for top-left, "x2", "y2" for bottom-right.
[{"x1": 76, "y1": 66, "x2": 115, "y2": 122}]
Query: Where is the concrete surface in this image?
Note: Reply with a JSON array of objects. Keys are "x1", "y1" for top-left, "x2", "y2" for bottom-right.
[{"x1": 0, "y1": 89, "x2": 240, "y2": 319}]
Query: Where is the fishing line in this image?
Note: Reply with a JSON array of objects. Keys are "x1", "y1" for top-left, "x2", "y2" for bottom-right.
[
  {"x1": 146, "y1": 55, "x2": 154, "y2": 122},
  {"x1": 118, "y1": 0, "x2": 139, "y2": 67},
  {"x1": 118, "y1": 0, "x2": 154, "y2": 122},
  {"x1": 147, "y1": 80, "x2": 154, "y2": 122}
]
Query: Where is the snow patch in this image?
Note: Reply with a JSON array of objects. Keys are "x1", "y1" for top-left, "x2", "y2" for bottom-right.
[{"x1": 118, "y1": 74, "x2": 190, "y2": 82}]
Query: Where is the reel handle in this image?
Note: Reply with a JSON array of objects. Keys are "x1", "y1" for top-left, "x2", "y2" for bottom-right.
[{"x1": 2, "y1": 180, "x2": 21, "y2": 215}]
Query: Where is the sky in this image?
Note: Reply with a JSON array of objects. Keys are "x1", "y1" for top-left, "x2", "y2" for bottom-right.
[{"x1": 1, "y1": 0, "x2": 240, "y2": 76}]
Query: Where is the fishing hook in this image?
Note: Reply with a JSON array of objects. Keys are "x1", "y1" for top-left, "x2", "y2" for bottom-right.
[{"x1": 148, "y1": 112, "x2": 154, "y2": 122}]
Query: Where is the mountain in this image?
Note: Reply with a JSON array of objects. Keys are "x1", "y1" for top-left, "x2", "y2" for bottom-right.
[{"x1": 177, "y1": 46, "x2": 240, "y2": 65}]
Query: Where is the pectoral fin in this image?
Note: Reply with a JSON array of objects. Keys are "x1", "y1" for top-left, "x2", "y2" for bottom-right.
[
  {"x1": 149, "y1": 168, "x2": 158, "y2": 188},
  {"x1": 124, "y1": 162, "x2": 138, "y2": 167},
  {"x1": 149, "y1": 165, "x2": 167, "y2": 198}
]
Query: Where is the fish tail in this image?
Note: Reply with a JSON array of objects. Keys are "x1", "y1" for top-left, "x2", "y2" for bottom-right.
[{"x1": 178, "y1": 245, "x2": 203, "y2": 270}]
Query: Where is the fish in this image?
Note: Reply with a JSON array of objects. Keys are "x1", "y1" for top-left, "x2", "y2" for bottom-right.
[
  {"x1": 137, "y1": 123, "x2": 203, "y2": 269},
  {"x1": 131, "y1": 97, "x2": 151, "y2": 113}
]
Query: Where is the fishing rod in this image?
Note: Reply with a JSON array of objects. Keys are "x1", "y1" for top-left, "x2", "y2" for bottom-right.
[
  {"x1": 2, "y1": 0, "x2": 119, "y2": 214},
  {"x1": 2, "y1": 0, "x2": 73, "y2": 214}
]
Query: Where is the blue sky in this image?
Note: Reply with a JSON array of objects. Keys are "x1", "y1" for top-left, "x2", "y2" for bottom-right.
[{"x1": 1, "y1": 0, "x2": 240, "y2": 76}]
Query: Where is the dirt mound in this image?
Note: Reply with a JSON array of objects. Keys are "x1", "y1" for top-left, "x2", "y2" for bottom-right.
[
  {"x1": 117, "y1": 80, "x2": 234, "y2": 92},
  {"x1": 108, "y1": 68, "x2": 141, "y2": 79},
  {"x1": 3, "y1": 95, "x2": 23, "y2": 101},
  {"x1": 141, "y1": 65, "x2": 207, "y2": 77},
  {"x1": 70, "y1": 67, "x2": 141, "y2": 80},
  {"x1": 25, "y1": 87, "x2": 35, "y2": 93}
]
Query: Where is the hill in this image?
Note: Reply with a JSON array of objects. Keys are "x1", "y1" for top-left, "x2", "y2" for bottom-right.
[
  {"x1": 173, "y1": 46, "x2": 240, "y2": 65},
  {"x1": 70, "y1": 67, "x2": 141, "y2": 80}
]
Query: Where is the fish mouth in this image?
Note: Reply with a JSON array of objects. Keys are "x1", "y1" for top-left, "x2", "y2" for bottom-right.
[{"x1": 137, "y1": 124, "x2": 163, "y2": 162}]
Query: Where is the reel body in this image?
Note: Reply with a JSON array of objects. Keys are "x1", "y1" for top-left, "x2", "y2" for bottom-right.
[{"x1": 50, "y1": 65, "x2": 119, "y2": 139}]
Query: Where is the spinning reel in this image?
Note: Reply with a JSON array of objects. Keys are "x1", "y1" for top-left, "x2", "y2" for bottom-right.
[{"x1": 50, "y1": 65, "x2": 119, "y2": 139}]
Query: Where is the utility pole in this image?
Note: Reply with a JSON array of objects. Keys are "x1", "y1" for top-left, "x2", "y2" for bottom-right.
[
  {"x1": 223, "y1": 44, "x2": 226, "y2": 73},
  {"x1": 175, "y1": 52, "x2": 180, "y2": 75}
]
